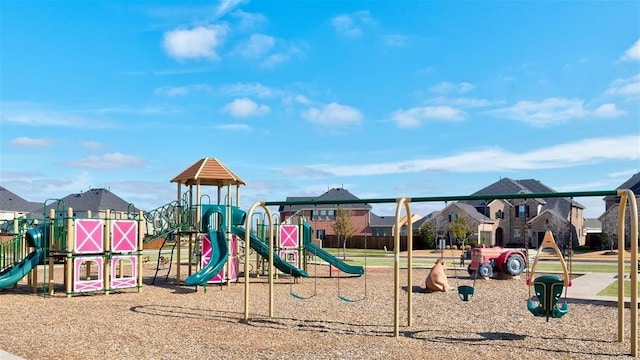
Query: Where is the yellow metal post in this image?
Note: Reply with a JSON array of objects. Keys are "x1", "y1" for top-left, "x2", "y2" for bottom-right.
[
  {"x1": 617, "y1": 191, "x2": 627, "y2": 343},
  {"x1": 104, "y1": 210, "x2": 111, "y2": 295},
  {"x1": 65, "y1": 208, "x2": 73, "y2": 297},
  {"x1": 138, "y1": 211, "x2": 144, "y2": 292}
]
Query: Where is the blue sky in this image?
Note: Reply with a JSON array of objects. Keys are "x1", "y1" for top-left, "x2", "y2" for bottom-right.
[{"x1": 1, "y1": 0, "x2": 639, "y2": 218}]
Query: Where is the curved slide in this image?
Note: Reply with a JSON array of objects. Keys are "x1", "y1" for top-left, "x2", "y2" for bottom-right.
[
  {"x1": 305, "y1": 242, "x2": 364, "y2": 275},
  {"x1": 184, "y1": 228, "x2": 229, "y2": 286},
  {"x1": 302, "y1": 223, "x2": 364, "y2": 275},
  {"x1": 0, "y1": 226, "x2": 46, "y2": 290},
  {"x1": 231, "y1": 226, "x2": 308, "y2": 278}
]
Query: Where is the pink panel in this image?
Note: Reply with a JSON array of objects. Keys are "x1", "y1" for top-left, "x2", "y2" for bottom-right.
[
  {"x1": 74, "y1": 219, "x2": 104, "y2": 254},
  {"x1": 279, "y1": 250, "x2": 298, "y2": 267},
  {"x1": 111, "y1": 220, "x2": 138, "y2": 253},
  {"x1": 279, "y1": 225, "x2": 299, "y2": 248},
  {"x1": 200, "y1": 234, "x2": 212, "y2": 267},
  {"x1": 202, "y1": 234, "x2": 238, "y2": 284},
  {"x1": 73, "y1": 257, "x2": 104, "y2": 292},
  {"x1": 111, "y1": 256, "x2": 137, "y2": 289}
]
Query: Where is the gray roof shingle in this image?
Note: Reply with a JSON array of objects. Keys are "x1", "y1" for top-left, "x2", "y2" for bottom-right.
[
  {"x1": 604, "y1": 172, "x2": 640, "y2": 202},
  {"x1": 279, "y1": 188, "x2": 372, "y2": 212},
  {"x1": 0, "y1": 186, "x2": 41, "y2": 212},
  {"x1": 30, "y1": 188, "x2": 139, "y2": 216}
]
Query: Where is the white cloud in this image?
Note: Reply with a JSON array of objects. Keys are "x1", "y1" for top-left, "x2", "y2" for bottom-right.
[
  {"x1": 489, "y1": 98, "x2": 624, "y2": 127},
  {"x1": 214, "y1": 123, "x2": 251, "y2": 131},
  {"x1": 154, "y1": 84, "x2": 212, "y2": 96},
  {"x1": 429, "y1": 82, "x2": 475, "y2": 94},
  {"x1": 215, "y1": 0, "x2": 246, "y2": 18},
  {"x1": 261, "y1": 53, "x2": 289, "y2": 67},
  {"x1": 282, "y1": 94, "x2": 311, "y2": 106},
  {"x1": 391, "y1": 106, "x2": 466, "y2": 128},
  {"x1": 218, "y1": 82, "x2": 281, "y2": 98},
  {"x1": 331, "y1": 11, "x2": 373, "y2": 37},
  {"x1": 0, "y1": 103, "x2": 111, "y2": 128},
  {"x1": 230, "y1": 9, "x2": 265, "y2": 29},
  {"x1": 593, "y1": 103, "x2": 626, "y2": 117},
  {"x1": 418, "y1": 67, "x2": 434, "y2": 75},
  {"x1": 222, "y1": 98, "x2": 270, "y2": 117},
  {"x1": 302, "y1": 102, "x2": 362, "y2": 127},
  {"x1": 236, "y1": 33, "x2": 275, "y2": 58},
  {"x1": 65, "y1": 153, "x2": 146, "y2": 170},
  {"x1": 311, "y1": 135, "x2": 640, "y2": 176},
  {"x1": 609, "y1": 169, "x2": 639, "y2": 178},
  {"x1": 9, "y1": 137, "x2": 53, "y2": 148},
  {"x1": 620, "y1": 38, "x2": 640, "y2": 62},
  {"x1": 427, "y1": 96, "x2": 501, "y2": 108},
  {"x1": 260, "y1": 43, "x2": 305, "y2": 68},
  {"x1": 605, "y1": 74, "x2": 640, "y2": 97},
  {"x1": 162, "y1": 25, "x2": 228, "y2": 60}
]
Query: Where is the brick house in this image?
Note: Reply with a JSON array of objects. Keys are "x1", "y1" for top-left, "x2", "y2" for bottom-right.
[
  {"x1": 422, "y1": 178, "x2": 585, "y2": 248},
  {"x1": 278, "y1": 188, "x2": 372, "y2": 240},
  {"x1": 598, "y1": 172, "x2": 640, "y2": 248}
]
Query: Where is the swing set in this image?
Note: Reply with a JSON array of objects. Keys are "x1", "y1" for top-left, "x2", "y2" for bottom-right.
[
  {"x1": 526, "y1": 230, "x2": 572, "y2": 321},
  {"x1": 288, "y1": 215, "x2": 368, "y2": 303}
]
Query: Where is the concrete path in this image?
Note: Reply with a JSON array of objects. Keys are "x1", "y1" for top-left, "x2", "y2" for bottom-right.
[
  {"x1": 565, "y1": 272, "x2": 639, "y2": 307},
  {"x1": 0, "y1": 350, "x2": 24, "y2": 360}
]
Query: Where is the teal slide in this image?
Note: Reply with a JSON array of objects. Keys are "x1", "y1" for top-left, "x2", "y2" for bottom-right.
[
  {"x1": 184, "y1": 228, "x2": 229, "y2": 286},
  {"x1": 0, "y1": 226, "x2": 46, "y2": 290},
  {"x1": 302, "y1": 223, "x2": 364, "y2": 275},
  {"x1": 231, "y1": 226, "x2": 308, "y2": 278}
]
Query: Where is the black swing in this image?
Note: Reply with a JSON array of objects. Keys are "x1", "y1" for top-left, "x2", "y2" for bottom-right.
[
  {"x1": 526, "y1": 230, "x2": 571, "y2": 321},
  {"x1": 449, "y1": 235, "x2": 478, "y2": 302}
]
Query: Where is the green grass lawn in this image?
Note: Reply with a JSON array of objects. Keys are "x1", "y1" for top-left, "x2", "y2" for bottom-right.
[{"x1": 597, "y1": 280, "x2": 640, "y2": 297}]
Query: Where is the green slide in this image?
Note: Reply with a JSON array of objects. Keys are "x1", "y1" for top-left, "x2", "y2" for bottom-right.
[
  {"x1": 302, "y1": 223, "x2": 364, "y2": 275},
  {"x1": 184, "y1": 228, "x2": 229, "y2": 286},
  {"x1": 0, "y1": 226, "x2": 46, "y2": 290},
  {"x1": 231, "y1": 226, "x2": 308, "y2": 278}
]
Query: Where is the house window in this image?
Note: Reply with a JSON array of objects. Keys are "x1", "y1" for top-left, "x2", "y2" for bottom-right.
[
  {"x1": 319, "y1": 210, "x2": 327, "y2": 221},
  {"x1": 516, "y1": 205, "x2": 529, "y2": 218},
  {"x1": 448, "y1": 212, "x2": 457, "y2": 222},
  {"x1": 495, "y1": 210, "x2": 503, "y2": 219},
  {"x1": 327, "y1": 210, "x2": 335, "y2": 221}
]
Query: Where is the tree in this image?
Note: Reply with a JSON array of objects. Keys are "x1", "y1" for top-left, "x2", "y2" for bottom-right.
[
  {"x1": 332, "y1": 208, "x2": 354, "y2": 259},
  {"x1": 448, "y1": 216, "x2": 473, "y2": 249},
  {"x1": 418, "y1": 222, "x2": 437, "y2": 249}
]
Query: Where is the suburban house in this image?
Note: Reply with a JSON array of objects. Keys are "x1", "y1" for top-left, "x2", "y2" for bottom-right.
[
  {"x1": 598, "y1": 172, "x2": 640, "y2": 248},
  {"x1": 30, "y1": 188, "x2": 141, "y2": 220},
  {"x1": 278, "y1": 187, "x2": 373, "y2": 240},
  {"x1": 0, "y1": 187, "x2": 140, "y2": 233},
  {"x1": 0, "y1": 187, "x2": 41, "y2": 224},
  {"x1": 422, "y1": 178, "x2": 586, "y2": 248}
]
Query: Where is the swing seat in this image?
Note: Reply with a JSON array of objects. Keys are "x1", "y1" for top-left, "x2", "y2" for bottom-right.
[
  {"x1": 290, "y1": 291, "x2": 315, "y2": 300},
  {"x1": 527, "y1": 275, "x2": 569, "y2": 321},
  {"x1": 457, "y1": 285, "x2": 475, "y2": 302},
  {"x1": 338, "y1": 295, "x2": 357, "y2": 303}
]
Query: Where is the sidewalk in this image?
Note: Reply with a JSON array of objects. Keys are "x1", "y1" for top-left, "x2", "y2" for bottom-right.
[{"x1": 0, "y1": 350, "x2": 24, "y2": 360}]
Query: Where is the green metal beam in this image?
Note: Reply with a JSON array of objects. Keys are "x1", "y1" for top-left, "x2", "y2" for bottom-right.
[{"x1": 263, "y1": 190, "x2": 619, "y2": 207}]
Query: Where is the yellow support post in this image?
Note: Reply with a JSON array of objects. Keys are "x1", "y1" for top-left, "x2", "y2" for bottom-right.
[
  {"x1": 104, "y1": 209, "x2": 111, "y2": 295},
  {"x1": 65, "y1": 208, "x2": 73, "y2": 297},
  {"x1": 138, "y1": 210, "x2": 144, "y2": 293}
]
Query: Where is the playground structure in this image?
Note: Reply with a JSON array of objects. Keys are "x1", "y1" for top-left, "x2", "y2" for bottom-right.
[
  {"x1": 0, "y1": 157, "x2": 638, "y2": 356},
  {"x1": 0, "y1": 206, "x2": 144, "y2": 296}
]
